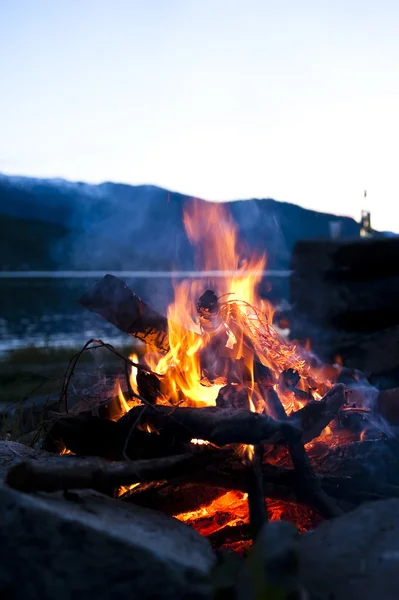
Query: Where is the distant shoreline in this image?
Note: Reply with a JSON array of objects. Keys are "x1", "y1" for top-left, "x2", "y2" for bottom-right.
[{"x1": 0, "y1": 270, "x2": 292, "y2": 279}]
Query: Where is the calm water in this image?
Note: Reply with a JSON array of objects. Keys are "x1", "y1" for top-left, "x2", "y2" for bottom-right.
[{"x1": 0, "y1": 271, "x2": 290, "y2": 353}]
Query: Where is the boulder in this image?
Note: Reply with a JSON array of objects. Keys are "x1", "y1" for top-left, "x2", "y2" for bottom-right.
[
  {"x1": 0, "y1": 480, "x2": 215, "y2": 599},
  {"x1": 297, "y1": 498, "x2": 399, "y2": 600}
]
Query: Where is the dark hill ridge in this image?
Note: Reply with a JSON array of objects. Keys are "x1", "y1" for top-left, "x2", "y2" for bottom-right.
[{"x1": 0, "y1": 173, "x2": 362, "y2": 271}]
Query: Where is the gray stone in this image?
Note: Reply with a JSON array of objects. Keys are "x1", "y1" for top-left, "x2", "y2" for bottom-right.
[
  {"x1": 0, "y1": 483, "x2": 215, "y2": 600},
  {"x1": 297, "y1": 498, "x2": 399, "y2": 600}
]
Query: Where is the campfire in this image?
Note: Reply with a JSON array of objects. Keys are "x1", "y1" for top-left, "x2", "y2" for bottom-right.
[{"x1": 7, "y1": 200, "x2": 398, "y2": 554}]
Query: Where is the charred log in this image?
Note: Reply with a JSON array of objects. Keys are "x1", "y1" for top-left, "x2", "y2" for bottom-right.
[
  {"x1": 246, "y1": 444, "x2": 268, "y2": 539},
  {"x1": 11, "y1": 438, "x2": 399, "y2": 520},
  {"x1": 215, "y1": 384, "x2": 250, "y2": 410},
  {"x1": 261, "y1": 384, "x2": 341, "y2": 519},
  {"x1": 43, "y1": 385, "x2": 346, "y2": 461},
  {"x1": 137, "y1": 371, "x2": 162, "y2": 405},
  {"x1": 291, "y1": 383, "x2": 347, "y2": 443},
  {"x1": 80, "y1": 274, "x2": 184, "y2": 354},
  {"x1": 42, "y1": 414, "x2": 187, "y2": 460},
  {"x1": 117, "y1": 404, "x2": 301, "y2": 447},
  {"x1": 42, "y1": 415, "x2": 122, "y2": 459},
  {"x1": 6, "y1": 453, "x2": 217, "y2": 494}
]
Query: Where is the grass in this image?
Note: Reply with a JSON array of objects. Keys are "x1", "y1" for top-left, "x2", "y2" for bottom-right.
[
  {"x1": 0, "y1": 341, "x2": 144, "y2": 441},
  {"x1": 0, "y1": 341, "x2": 141, "y2": 404}
]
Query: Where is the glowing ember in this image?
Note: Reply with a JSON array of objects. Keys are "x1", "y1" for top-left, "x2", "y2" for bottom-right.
[{"x1": 174, "y1": 490, "x2": 249, "y2": 537}]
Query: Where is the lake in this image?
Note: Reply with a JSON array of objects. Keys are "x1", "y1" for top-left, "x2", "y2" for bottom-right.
[{"x1": 0, "y1": 271, "x2": 291, "y2": 353}]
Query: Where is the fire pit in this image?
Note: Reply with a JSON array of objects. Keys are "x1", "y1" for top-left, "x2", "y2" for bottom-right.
[{"x1": 7, "y1": 201, "x2": 399, "y2": 554}]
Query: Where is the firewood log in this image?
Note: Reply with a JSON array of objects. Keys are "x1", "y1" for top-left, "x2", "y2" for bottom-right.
[
  {"x1": 11, "y1": 442, "x2": 399, "y2": 517},
  {"x1": 79, "y1": 274, "x2": 175, "y2": 353},
  {"x1": 42, "y1": 414, "x2": 187, "y2": 460},
  {"x1": 117, "y1": 404, "x2": 301, "y2": 447},
  {"x1": 6, "y1": 453, "x2": 217, "y2": 493},
  {"x1": 291, "y1": 383, "x2": 347, "y2": 443}
]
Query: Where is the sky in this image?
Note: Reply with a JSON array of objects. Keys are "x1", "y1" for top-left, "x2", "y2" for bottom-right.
[{"x1": 1, "y1": 0, "x2": 399, "y2": 231}]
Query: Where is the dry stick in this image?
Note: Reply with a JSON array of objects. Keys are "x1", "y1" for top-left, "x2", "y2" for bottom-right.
[
  {"x1": 58, "y1": 340, "x2": 101, "y2": 412},
  {"x1": 266, "y1": 387, "x2": 342, "y2": 518},
  {"x1": 246, "y1": 444, "x2": 268, "y2": 540},
  {"x1": 58, "y1": 338, "x2": 162, "y2": 414},
  {"x1": 6, "y1": 452, "x2": 223, "y2": 494}
]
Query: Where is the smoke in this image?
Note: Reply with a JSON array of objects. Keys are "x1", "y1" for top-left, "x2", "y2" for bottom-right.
[{"x1": 50, "y1": 183, "x2": 293, "y2": 313}]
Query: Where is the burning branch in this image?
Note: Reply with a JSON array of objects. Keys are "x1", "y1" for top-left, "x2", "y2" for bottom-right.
[
  {"x1": 80, "y1": 275, "x2": 201, "y2": 354},
  {"x1": 118, "y1": 404, "x2": 301, "y2": 447}
]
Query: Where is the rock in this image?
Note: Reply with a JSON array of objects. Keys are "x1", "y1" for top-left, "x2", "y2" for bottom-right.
[
  {"x1": 248, "y1": 521, "x2": 307, "y2": 599},
  {"x1": 0, "y1": 483, "x2": 215, "y2": 599},
  {"x1": 297, "y1": 498, "x2": 399, "y2": 600}
]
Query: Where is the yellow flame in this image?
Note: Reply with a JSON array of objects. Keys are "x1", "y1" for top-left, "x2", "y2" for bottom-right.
[
  {"x1": 117, "y1": 381, "x2": 130, "y2": 414},
  {"x1": 129, "y1": 353, "x2": 139, "y2": 395},
  {"x1": 115, "y1": 353, "x2": 142, "y2": 416},
  {"x1": 144, "y1": 199, "x2": 337, "y2": 443}
]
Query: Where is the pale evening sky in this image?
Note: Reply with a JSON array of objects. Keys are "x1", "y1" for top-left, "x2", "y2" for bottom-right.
[{"x1": 1, "y1": 0, "x2": 399, "y2": 231}]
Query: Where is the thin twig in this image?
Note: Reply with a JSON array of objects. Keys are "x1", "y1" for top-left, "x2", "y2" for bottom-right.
[{"x1": 58, "y1": 338, "x2": 163, "y2": 414}]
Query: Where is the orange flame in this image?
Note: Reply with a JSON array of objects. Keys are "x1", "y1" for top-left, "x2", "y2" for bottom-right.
[
  {"x1": 114, "y1": 353, "x2": 142, "y2": 416},
  {"x1": 146, "y1": 200, "x2": 336, "y2": 427}
]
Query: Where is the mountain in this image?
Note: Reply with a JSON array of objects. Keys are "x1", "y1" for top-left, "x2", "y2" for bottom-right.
[{"x1": 0, "y1": 173, "x2": 364, "y2": 271}]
